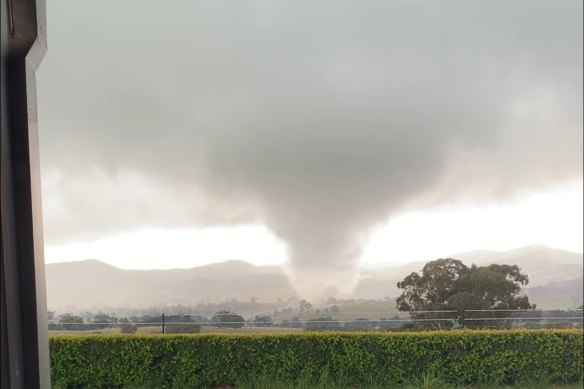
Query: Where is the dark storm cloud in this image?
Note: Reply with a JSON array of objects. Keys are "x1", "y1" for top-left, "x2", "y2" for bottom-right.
[{"x1": 38, "y1": 0, "x2": 583, "y2": 297}]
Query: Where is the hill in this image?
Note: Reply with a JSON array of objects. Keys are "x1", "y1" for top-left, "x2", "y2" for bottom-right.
[
  {"x1": 45, "y1": 259, "x2": 296, "y2": 311},
  {"x1": 45, "y1": 245, "x2": 582, "y2": 311},
  {"x1": 453, "y1": 245, "x2": 583, "y2": 287},
  {"x1": 354, "y1": 245, "x2": 583, "y2": 304}
]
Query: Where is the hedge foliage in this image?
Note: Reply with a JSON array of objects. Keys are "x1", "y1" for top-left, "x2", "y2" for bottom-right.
[{"x1": 50, "y1": 330, "x2": 583, "y2": 388}]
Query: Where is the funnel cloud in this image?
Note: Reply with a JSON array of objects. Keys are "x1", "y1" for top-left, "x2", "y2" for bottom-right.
[{"x1": 38, "y1": 1, "x2": 583, "y2": 298}]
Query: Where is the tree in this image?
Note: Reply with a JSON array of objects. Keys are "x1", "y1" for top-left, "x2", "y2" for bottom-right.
[
  {"x1": 344, "y1": 318, "x2": 376, "y2": 331},
  {"x1": 163, "y1": 314, "x2": 202, "y2": 333},
  {"x1": 378, "y1": 315, "x2": 405, "y2": 331},
  {"x1": 253, "y1": 315, "x2": 273, "y2": 327},
  {"x1": 396, "y1": 258, "x2": 535, "y2": 329},
  {"x1": 212, "y1": 310, "x2": 245, "y2": 329},
  {"x1": 91, "y1": 312, "x2": 118, "y2": 330},
  {"x1": 117, "y1": 317, "x2": 137, "y2": 333},
  {"x1": 120, "y1": 324, "x2": 138, "y2": 334},
  {"x1": 304, "y1": 315, "x2": 340, "y2": 331},
  {"x1": 281, "y1": 316, "x2": 302, "y2": 328},
  {"x1": 58, "y1": 314, "x2": 85, "y2": 331},
  {"x1": 299, "y1": 299, "x2": 312, "y2": 312}
]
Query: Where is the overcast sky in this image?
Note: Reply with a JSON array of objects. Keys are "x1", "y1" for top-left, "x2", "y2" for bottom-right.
[{"x1": 38, "y1": 0, "x2": 583, "y2": 297}]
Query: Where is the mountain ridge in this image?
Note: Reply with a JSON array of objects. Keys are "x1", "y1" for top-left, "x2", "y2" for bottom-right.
[{"x1": 46, "y1": 245, "x2": 582, "y2": 311}]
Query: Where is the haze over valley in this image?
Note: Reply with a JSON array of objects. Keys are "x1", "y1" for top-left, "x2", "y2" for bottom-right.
[{"x1": 47, "y1": 245, "x2": 582, "y2": 312}]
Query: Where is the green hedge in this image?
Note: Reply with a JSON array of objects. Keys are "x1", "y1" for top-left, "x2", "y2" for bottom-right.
[{"x1": 50, "y1": 330, "x2": 583, "y2": 388}]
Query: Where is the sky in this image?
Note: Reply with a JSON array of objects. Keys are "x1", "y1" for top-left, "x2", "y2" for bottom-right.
[{"x1": 38, "y1": 0, "x2": 583, "y2": 298}]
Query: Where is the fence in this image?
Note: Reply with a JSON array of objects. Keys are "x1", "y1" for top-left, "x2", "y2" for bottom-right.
[
  {"x1": 48, "y1": 308, "x2": 583, "y2": 334},
  {"x1": 463, "y1": 309, "x2": 584, "y2": 329}
]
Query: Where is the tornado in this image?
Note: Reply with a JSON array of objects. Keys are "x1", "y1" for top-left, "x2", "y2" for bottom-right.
[{"x1": 39, "y1": 0, "x2": 583, "y2": 299}]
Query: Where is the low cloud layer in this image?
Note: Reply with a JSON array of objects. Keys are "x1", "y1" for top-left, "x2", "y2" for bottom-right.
[{"x1": 38, "y1": 0, "x2": 582, "y2": 298}]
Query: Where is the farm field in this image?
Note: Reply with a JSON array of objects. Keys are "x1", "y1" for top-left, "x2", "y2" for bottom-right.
[
  {"x1": 50, "y1": 326, "x2": 304, "y2": 336},
  {"x1": 270, "y1": 301, "x2": 406, "y2": 324},
  {"x1": 199, "y1": 325, "x2": 303, "y2": 334}
]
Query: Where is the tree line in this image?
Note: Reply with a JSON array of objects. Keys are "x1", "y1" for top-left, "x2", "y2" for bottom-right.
[{"x1": 48, "y1": 258, "x2": 583, "y2": 333}]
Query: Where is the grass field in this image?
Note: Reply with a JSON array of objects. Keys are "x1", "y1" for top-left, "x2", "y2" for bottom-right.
[
  {"x1": 199, "y1": 325, "x2": 303, "y2": 334},
  {"x1": 50, "y1": 325, "x2": 304, "y2": 336},
  {"x1": 49, "y1": 327, "x2": 123, "y2": 336},
  {"x1": 271, "y1": 302, "x2": 405, "y2": 325}
]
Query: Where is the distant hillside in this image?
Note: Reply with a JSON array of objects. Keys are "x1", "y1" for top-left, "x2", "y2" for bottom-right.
[
  {"x1": 45, "y1": 259, "x2": 296, "y2": 311},
  {"x1": 354, "y1": 245, "x2": 583, "y2": 307},
  {"x1": 46, "y1": 245, "x2": 582, "y2": 311},
  {"x1": 453, "y1": 245, "x2": 583, "y2": 287},
  {"x1": 525, "y1": 277, "x2": 583, "y2": 309}
]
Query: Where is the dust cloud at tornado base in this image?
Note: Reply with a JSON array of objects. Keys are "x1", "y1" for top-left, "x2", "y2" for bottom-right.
[{"x1": 38, "y1": 1, "x2": 583, "y2": 298}]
